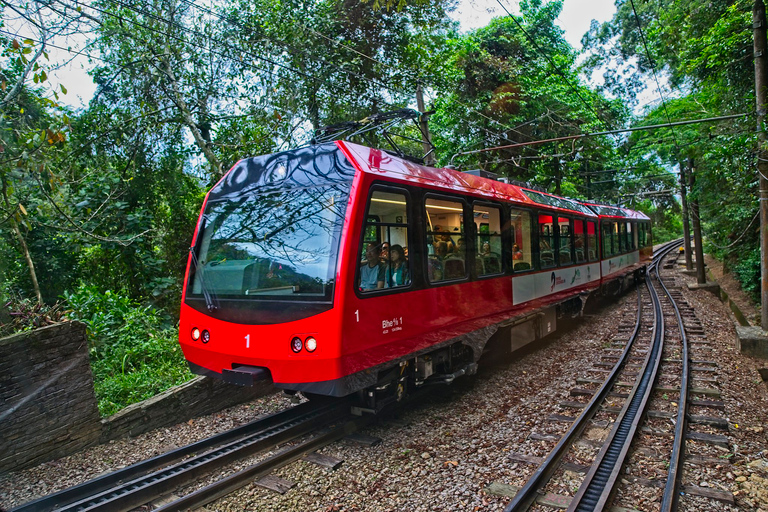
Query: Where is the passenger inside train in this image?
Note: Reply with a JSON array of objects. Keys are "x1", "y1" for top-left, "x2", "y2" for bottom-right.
[
  {"x1": 360, "y1": 243, "x2": 385, "y2": 291},
  {"x1": 385, "y1": 244, "x2": 410, "y2": 288}
]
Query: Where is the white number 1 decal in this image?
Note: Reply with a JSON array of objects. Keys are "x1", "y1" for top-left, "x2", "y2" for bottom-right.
[
  {"x1": 245, "y1": 334, "x2": 250, "y2": 348},
  {"x1": 355, "y1": 310, "x2": 359, "y2": 322}
]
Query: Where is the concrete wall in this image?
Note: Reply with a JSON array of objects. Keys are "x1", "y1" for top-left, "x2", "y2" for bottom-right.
[{"x1": 1, "y1": 322, "x2": 272, "y2": 474}]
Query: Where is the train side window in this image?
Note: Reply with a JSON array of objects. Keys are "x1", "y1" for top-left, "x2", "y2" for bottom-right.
[
  {"x1": 574, "y1": 219, "x2": 586, "y2": 263},
  {"x1": 558, "y1": 217, "x2": 572, "y2": 265},
  {"x1": 602, "y1": 221, "x2": 614, "y2": 258},
  {"x1": 587, "y1": 221, "x2": 598, "y2": 262},
  {"x1": 628, "y1": 222, "x2": 636, "y2": 250},
  {"x1": 510, "y1": 208, "x2": 533, "y2": 271},
  {"x1": 358, "y1": 190, "x2": 410, "y2": 292},
  {"x1": 618, "y1": 222, "x2": 627, "y2": 253},
  {"x1": 475, "y1": 204, "x2": 503, "y2": 276},
  {"x1": 425, "y1": 197, "x2": 466, "y2": 283},
  {"x1": 539, "y1": 215, "x2": 556, "y2": 269}
]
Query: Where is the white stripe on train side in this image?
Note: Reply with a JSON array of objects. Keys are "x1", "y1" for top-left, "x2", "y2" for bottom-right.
[{"x1": 512, "y1": 262, "x2": 601, "y2": 305}]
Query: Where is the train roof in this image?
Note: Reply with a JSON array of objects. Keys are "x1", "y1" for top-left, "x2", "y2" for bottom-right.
[
  {"x1": 212, "y1": 142, "x2": 647, "y2": 222},
  {"x1": 339, "y1": 142, "x2": 598, "y2": 218},
  {"x1": 581, "y1": 202, "x2": 650, "y2": 220}
]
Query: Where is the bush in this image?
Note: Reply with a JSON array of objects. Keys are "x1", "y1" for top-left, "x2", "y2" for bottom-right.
[
  {"x1": 64, "y1": 285, "x2": 193, "y2": 416},
  {"x1": 732, "y1": 245, "x2": 761, "y2": 303},
  {"x1": 0, "y1": 294, "x2": 67, "y2": 338}
]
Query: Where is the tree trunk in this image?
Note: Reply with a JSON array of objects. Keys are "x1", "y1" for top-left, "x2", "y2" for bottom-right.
[
  {"x1": 678, "y1": 160, "x2": 693, "y2": 270},
  {"x1": 10, "y1": 218, "x2": 43, "y2": 305},
  {"x1": 753, "y1": 0, "x2": 768, "y2": 329},
  {"x1": 688, "y1": 159, "x2": 707, "y2": 285}
]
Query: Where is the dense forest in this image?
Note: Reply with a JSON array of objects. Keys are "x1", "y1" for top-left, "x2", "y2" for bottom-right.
[{"x1": 0, "y1": 0, "x2": 758, "y2": 414}]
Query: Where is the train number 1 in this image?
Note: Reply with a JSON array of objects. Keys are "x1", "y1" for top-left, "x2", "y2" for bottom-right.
[
  {"x1": 355, "y1": 310, "x2": 359, "y2": 322},
  {"x1": 245, "y1": 334, "x2": 250, "y2": 348}
]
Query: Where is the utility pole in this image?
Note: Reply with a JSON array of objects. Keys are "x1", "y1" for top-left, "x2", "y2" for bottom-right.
[
  {"x1": 688, "y1": 159, "x2": 707, "y2": 284},
  {"x1": 678, "y1": 161, "x2": 694, "y2": 271},
  {"x1": 754, "y1": 0, "x2": 768, "y2": 329},
  {"x1": 416, "y1": 83, "x2": 435, "y2": 166}
]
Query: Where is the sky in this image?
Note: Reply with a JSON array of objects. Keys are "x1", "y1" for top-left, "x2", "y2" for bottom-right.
[
  {"x1": 451, "y1": 0, "x2": 617, "y2": 48},
  {"x1": 48, "y1": 0, "x2": 619, "y2": 109}
]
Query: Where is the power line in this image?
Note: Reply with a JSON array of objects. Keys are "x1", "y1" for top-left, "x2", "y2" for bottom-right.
[
  {"x1": 174, "y1": 0, "x2": 526, "y2": 146},
  {"x1": 450, "y1": 113, "x2": 750, "y2": 163},
  {"x1": 628, "y1": 0, "x2": 681, "y2": 149}
]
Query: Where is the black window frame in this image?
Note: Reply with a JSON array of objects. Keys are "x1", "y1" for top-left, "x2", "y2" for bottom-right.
[
  {"x1": 556, "y1": 215, "x2": 574, "y2": 267},
  {"x1": 586, "y1": 220, "x2": 599, "y2": 262},
  {"x1": 536, "y1": 210, "x2": 557, "y2": 270},
  {"x1": 509, "y1": 205, "x2": 535, "y2": 273},
  {"x1": 473, "y1": 200, "x2": 506, "y2": 278},
  {"x1": 423, "y1": 192, "x2": 470, "y2": 286},
  {"x1": 355, "y1": 184, "x2": 414, "y2": 298}
]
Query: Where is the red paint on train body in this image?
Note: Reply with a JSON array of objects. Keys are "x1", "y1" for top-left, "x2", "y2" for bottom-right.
[{"x1": 178, "y1": 141, "x2": 651, "y2": 398}]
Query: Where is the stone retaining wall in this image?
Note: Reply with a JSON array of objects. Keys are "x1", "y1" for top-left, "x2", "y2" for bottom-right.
[
  {"x1": 0, "y1": 322, "x2": 101, "y2": 473},
  {"x1": 100, "y1": 375, "x2": 271, "y2": 442},
  {"x1": 1, "y1": 322, "x2": 272, "y2": 474}
]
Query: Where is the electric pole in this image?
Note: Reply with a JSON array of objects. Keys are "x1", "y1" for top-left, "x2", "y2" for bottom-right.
[
  {"x1": 753, "y1": 0, "x2": 768, "y2": 329},
  {"x1": 688, "y1": 159, "x2": 707, "y2": 285},
  {"x1": 678, "y1": 161, "x2": 693, "y2": 271}
]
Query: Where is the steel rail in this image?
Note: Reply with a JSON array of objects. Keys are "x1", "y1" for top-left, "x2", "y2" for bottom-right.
[
  {"x1": 13, "y1": 398, "x2": 350, "y2": 512},
  {"x1": 11, "y1": 399, "x2": 340, "y2": 512},
  {"x1": 657, "y1": 241, "x2": 688, "y2": 512},
  {"x1": 503, "y1": 278, "x2": 646, "y2": 511},
  {"x1": 154, "y1": 414, "x2": 376, "y2": 511},
  {"x1": 504, "y1": 240, "x2": 684, "y2": 511},
  {"x1": 566, "y1": 244, "x2": 679, "y2": 511}
]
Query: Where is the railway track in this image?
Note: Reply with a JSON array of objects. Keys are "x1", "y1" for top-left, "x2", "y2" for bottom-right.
[
  {"x1": 11, "y1": 242, "x2": 736, "y2": 512},
  {"x1": 502, "y1": 239, "x2": 735, "y2": 511},
  {"x1": 11, "y1": 397, "x2": 368, "y2": 512}
]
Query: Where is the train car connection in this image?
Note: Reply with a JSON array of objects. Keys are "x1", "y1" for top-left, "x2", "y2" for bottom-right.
[
  {"x1": 178, "y1": 141, "x2": 652, "y2": 411},
  {"x1": 581, "y1": 202, "x2": 652, "y2": 296}
]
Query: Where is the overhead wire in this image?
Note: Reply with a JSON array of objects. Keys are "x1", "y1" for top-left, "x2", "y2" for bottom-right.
[
  {"x1": 628, "y1": 0, "x2": 681, "y2": 149},
  {"x1": 15, "y1": 0, "x2": 590, "y2": 159},
  {"x1": 174, "y1": 0, "x2": 526, "y2": 146}
]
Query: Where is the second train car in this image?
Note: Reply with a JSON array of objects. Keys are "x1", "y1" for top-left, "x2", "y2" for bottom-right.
[{"x1": 179, "y1": 142, "x2": 651, "y2": 411}]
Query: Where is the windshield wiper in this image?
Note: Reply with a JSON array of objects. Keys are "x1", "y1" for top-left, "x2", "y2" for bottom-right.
[{"x1": 189, "y1": 247, "x2": 219, "y2": 312}]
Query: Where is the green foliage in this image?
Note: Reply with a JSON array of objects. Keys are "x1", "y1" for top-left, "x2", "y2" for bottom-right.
[
  {"x1": 64, "y1": 285, "x2": 192, "y2": 417},
  {"x1": 732, "y1": 244, "x2": 761, "y2": 302},
  {"x1": 0, "y1": 293, "x2": 67, "y2": 337}
]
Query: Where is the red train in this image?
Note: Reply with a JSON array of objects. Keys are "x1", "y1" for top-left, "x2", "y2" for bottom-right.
[{"x1": 178, "y1": 142, "x2": 651, "y2": 410}]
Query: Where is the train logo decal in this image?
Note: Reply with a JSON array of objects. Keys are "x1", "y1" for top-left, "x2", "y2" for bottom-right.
[
  {"x1": 571, "y1": 269, "x2": 581, "y2": 285},
  {"x1": 551, "y1": 272, "x2": 566, "y2": 291}
]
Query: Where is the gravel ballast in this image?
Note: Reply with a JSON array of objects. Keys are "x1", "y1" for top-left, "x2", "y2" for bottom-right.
[{"x1": 2, "y1": 262, "x2": 768, "y2": 511}]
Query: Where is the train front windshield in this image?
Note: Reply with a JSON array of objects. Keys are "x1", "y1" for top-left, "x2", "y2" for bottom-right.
[
  {"x1": 192, "y1": 186, "x2": 346, "y2": 296},
  {"x1": 185, "y1": 143, "x2": 355, "y2": 324}
]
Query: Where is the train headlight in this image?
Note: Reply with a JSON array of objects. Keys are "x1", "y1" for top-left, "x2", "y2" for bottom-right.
[
  {"x1": 290, "y1": 337, "x2": 303, "y2": 353},
  {"x1": 201, "y1": 330, "x2": 210, "y2": 343},
  {"x1": 305, "y1": 336, "x2": 317, "y2": 352},
  {"x1": 191, "y1": 327, "x2": 201, "y2": 341}
]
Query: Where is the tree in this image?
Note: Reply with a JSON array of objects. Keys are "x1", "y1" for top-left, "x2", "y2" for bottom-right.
[{"x1": 584, "y1": 0, "x2": 758, "y2": 293}]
